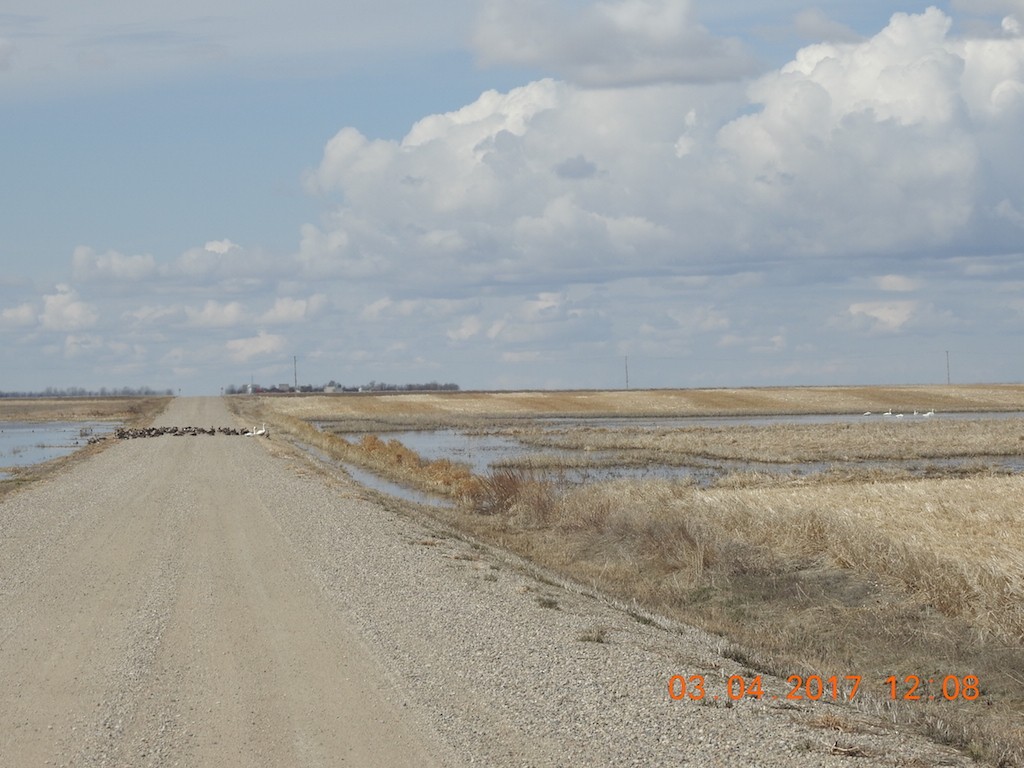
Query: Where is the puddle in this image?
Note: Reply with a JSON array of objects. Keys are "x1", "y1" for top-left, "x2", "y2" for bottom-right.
[
  {"x1": 0, "y1": 421, "x2": 118, "y2": 478},
  {"x1": 368, "y1": 429, "x2": 571, "y2": 475},
  {"x1": 341, "y1": 463, "x2": 455, "y2": 507},
  {"x1": 296, "y1": 442, "x2": 454, "y2": 507}
]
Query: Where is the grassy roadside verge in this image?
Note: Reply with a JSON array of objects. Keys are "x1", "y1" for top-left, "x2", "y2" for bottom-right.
[{"x1": 234, "y1": 390, "x2": 1024, "y2": 766}]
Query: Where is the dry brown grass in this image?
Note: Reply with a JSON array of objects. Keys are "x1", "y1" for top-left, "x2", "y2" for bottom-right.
[
  {"x1": 239, "y1": 386, "x2": 1024, "y2": 766},
  {"x1": 454, "y1": 471, "x2": 1024, "y2": 764}
]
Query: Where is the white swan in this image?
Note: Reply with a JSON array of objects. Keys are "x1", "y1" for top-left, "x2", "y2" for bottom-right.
[
  {"x1": 883, "y1": 408, "x2": 893, "y2": 416},
  {"x1": 243, "y1": 425, "x2": 256, "y2": 436},
  {"x1": 255, "y1": 423, "x2": 267, "y2": 436}
]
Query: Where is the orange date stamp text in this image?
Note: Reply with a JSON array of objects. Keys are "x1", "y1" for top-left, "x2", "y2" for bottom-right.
[{"x1": 668, "y1": 674, "x2": 980, "y2": 703}]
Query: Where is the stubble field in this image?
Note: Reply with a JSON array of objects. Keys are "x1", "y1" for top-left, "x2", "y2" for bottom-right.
[
  {"x1": 237, "y1": 384, "x2": 1024, "y2": 766},
  {"x1": 0, "y1": 396, "x2": 169, "y2": 424}
]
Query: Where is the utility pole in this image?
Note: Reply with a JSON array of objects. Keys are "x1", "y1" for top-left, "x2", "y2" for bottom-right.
[
  {"x1": 624, "y1": 355, "x2": 630, "y2": 390},
  {"x1": 294, "y1": 355, "x2": 298, "y2": 391},
  {"x1": 945, "y1": 350, "x2": 951, "y2": 385}
]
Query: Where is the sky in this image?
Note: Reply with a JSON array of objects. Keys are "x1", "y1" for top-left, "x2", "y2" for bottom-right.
[{"x1": 2, "y1": 1, "x2": 1023, "y2": 395}]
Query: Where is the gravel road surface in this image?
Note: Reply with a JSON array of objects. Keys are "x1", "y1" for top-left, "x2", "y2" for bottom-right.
[{"x1": 0, "y1": 397, "x2": 975, "y2": 766}]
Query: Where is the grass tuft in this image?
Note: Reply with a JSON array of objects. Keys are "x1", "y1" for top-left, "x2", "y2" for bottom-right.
[{"x1": 578, "y1": 626, "x2": 609, "y2": 643}]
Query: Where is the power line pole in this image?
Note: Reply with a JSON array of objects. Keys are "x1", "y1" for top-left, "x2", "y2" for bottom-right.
[
  {"x1": 294, "y1": 355, "x2": 298, "y2": 391},
  {"x1": 946, "y1": 350, "x2": 950, "y2": 385},
  {"x1": 624, "y1": 355, "x2": 629, "y2": 390}
]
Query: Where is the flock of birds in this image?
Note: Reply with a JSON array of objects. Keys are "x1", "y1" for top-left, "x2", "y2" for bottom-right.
[
  {"x1": 114, "y1": 423, "x2": 268, "y2": 439},
  {"x1": 862, "y1": 409, "x2": 935, "y2": 418}
]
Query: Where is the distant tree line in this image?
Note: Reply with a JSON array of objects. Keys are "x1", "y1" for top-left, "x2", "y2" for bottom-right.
[
  {"x1": 0, "y1": 386, "x2": 173, "y2": 398},
  {"x1": 224, "y1": 380, "x2": 460, "y2": 395}
]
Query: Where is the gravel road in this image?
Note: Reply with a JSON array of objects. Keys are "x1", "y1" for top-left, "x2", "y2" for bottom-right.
[{"x1": 0, "y1": 397, "x2": 976, "y2": 766}]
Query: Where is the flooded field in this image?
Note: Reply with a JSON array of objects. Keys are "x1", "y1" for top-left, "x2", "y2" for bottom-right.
[
  {"x1": 0, "y1": 421, "x2": 117, "y2": 478},
  {"x1": 319, "y1": 410, "x2": 1024, "y2": 502},
  {"x1": 0, "y1": 397, "x2": 166, "y2": 483}
]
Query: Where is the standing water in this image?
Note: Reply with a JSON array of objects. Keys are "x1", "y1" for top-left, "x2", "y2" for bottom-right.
[{"x1": 0, "y1": 421, "x2": 115, "y2": 479}]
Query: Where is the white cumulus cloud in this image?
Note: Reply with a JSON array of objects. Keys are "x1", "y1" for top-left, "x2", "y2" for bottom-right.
[
  {"x1": 848, "y1": 301, "x2": 918, "y2": 332},
  {"x1": 204, "y1": 239, "x2": 239, "y2": 255},
  {"x1": 185, "y1": 300, "x2": 247, "y2": 328},
  {"x1": 302, "y1": 7, "x2": 1024, "y2": 300},
  {"x1": 1, "y1": 302, "x2": 37, "y2": 328},
  {"x1": 447, "y1": 315, "x2": 482, "y2": 341},
  {"x1": 63, "y1": 333, "x2": 105, "y2": 359},
  {"x1": 260, "y1": 295, "x2": 327, "y2": 324},
  {"x1": 72, "y1": 246, "x2": 158, "y2": 282},
  {"x1": 225, "y1": 330, "x2": 286, "y2": 363},
  {"x1": 40, "y1": 285, "x2": 99, "y2": 332}
]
